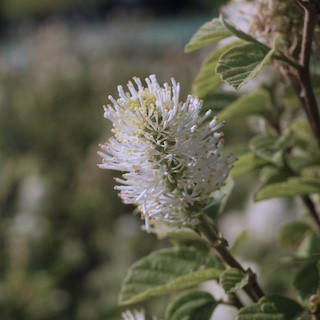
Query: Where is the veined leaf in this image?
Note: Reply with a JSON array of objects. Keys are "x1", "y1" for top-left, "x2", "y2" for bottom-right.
[
  {"x1": 216, "y1": 43, "x2": 275, "y2": 90},
  {"x1": 255, "y1": 178, "x2": 320, "y2": 201},
  {"x1": 231, "y1": 153, "x2": 268, "y2": 177},
  {"x1": 185, "y1": 18, "x2": 232, "y2": 53},
  {"x1": 236, "y1": 296, "x2": 303, "y2": 320},
  {"x1": 278, "y1": 221, "x2": 310, "y2": 250},
  {"x1": 165, "y1": 290, "x2": 217, "y2": 320},
  {"x1": 119, "y1": 247, "x2": 222, "y2": 306},
  {"x1": 218, "y1": 89, "x2": 275, "y2": 122},
  {"x1": 220, "y1": 268, "x2": 249, "y2": 294},
  {"x1": 193, "y1": 41, "x2": 244, "y2": 98}
]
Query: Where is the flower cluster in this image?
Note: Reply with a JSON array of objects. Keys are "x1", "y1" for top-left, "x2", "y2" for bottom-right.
[
  {"x1": 98, "y1": 75, "x2": 234, "y2": 228},
  {"x1": 223, "y1": 0, "x2": 303, "y2": 56}
]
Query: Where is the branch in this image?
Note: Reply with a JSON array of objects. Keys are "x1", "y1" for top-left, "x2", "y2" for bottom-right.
[
  {"x1": 292, "y1": 0, "x2": 320, "y2": 147},
  {"x1": 302, "y1": 195, "x2": 320, "y2": 233},
  {"x1": 196, "y1": 214, "x2": 264, "y2": 302}
]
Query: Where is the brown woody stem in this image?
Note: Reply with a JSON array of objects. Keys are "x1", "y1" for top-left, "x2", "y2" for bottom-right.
[
  {"x1": 293, "y1": 0, "x2": 320, "y2": 146},
  {"x1": 196, "y1": 214, "x2": 264, "y2": 303}
]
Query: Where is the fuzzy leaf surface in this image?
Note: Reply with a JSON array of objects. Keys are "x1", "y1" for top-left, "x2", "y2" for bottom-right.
[
  {"x1": 216, "y1": 43, "x2": 274, "y2": 90},
  {"x1": 165, "y1": 290, "x2": 217, "y2": 320},
  {"x1": 119, "y1": 247, "x2": 222, "y2": 306},
  {"x1": 193, "y1": 41, "x2": 244, "y2": 97},
  {"x1": 185, "y1": 18, "x2": 232, "y2": 53}
]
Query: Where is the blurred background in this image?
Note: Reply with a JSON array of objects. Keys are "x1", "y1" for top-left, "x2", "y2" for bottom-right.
[{"x1": 0, "y1": 1, "x2": 297, "y2": 319}]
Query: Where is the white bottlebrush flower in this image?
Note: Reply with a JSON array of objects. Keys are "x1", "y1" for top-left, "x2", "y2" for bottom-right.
[
  {"x1": 122, "y1": 309, "x2": 146, "y2": 320},
  {"x1": 98, "y1": 75, "x2": 235, "y2": 229}
]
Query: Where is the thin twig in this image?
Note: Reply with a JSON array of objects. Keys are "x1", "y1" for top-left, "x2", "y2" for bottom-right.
[{"x1": 196, "y1": 214, "x2": 264, "y2": 303}]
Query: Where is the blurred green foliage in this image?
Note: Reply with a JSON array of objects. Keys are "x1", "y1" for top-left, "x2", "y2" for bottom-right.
[{"x1": 0, "y1": 17, "x2": 204, "y2": 320}]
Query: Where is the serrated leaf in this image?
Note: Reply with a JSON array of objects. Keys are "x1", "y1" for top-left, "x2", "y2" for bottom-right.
[
  {"x1": 216, "y1": 43, "x2": 274, "y2": 90},
  {"x1": 231, "y1": 153, "x2": 268, "y2": 177},
  {"x1": 119, "y1": 247, "x2": 222, "y2": 306},
  {"x1": 220, "y1": 268, "x2": 249, "y2": 294},
  {"x1": 220, "y1": 15, "x2": 266, "y2": 46},
  {"x1": 255, "y1": 178, "x2": 320, "y2": 201},
  {"x1": 165, "y1": 290, "x2": 217, "y2": 320},
  {"x1": 294, "y1": 261, "x2": 319, "y2": 300},
  {"x1": 193, "y1": 41, "x2": 244, "y2": 98},
  {"x1": 218, "y1": 89, "x2": 275, "y2": 122},
  {"x1": 278, "y1": 221, "x2": 310, "y2": 250},
  {"x1": 184, "y1": 18, "x2": 232, "y2": 53},
  {"x1": 236, "y1": 295, "x2": 303, "y2": 320}
]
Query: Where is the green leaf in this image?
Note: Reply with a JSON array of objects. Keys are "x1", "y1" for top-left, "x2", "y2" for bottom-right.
[
  {"x1": 119, "y1": 247, "x2": 222, "y2": 306},
  {"x1": 220, "y1": 268, "x2": 249, "y2": 294},
  {"x1": 259, "y1": 166, "x2": 287, "y2": 186},
  {"x1": 291, "y1": 119, "x2": 320, "y2": 154},
  {"x1": 184, "y1": 18, "x2": 232, "y2": 53},
  {"x1": 218, "y1": 89, "x2": 275, "y2": 122},
  {"x1": 216, "y1": 43, "x2": 275, "y2": 90},
  {"x1": 278, "y1": 221, "x2": 310, "y2": 250},
  {"x1": 236, "y1": 295, "x2": 303, "y2": 320},
  {"x1": 151, "y1": 221, "x2": 204, "y2": 242},
  {"x1": 250, "y1": 131, "x2": 293, "y2": 167},
  {"x1": 202, "y1": 91, "x2": 239, "y2": 114},
  {"x1": 294, "y1": 261, "x2": 319, "y2": 300},
  {"x1": 249, "y1": 135, "x2": 284, "y2": 166},
  {"x1": 230, "y1": 231, "x2": 248, "y2": 255},
  {"x1": 165, "y1": 290, "x2": 217, "y2": 320},
  {"x1": 193, "y1": 41, "x2": 244, "y2": 98},
  {"x1": 231, "y1": 153, "x2": 268, "y2": 177},
  {"x1": 255, "y1": 178, "x2": 320, "y2": 201},
  {"x1": 220, "y1": 15, "x2": 267, "y2": 46},
  {"x1": 296, "y1": 233, "x2": 320, "y2": 259},
  {"x1": 204, "y1": 176, "x2": 234, "y2": 221},
  {"x1": 288, "y1": 155, "x2": 320, "y2": 172}
]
